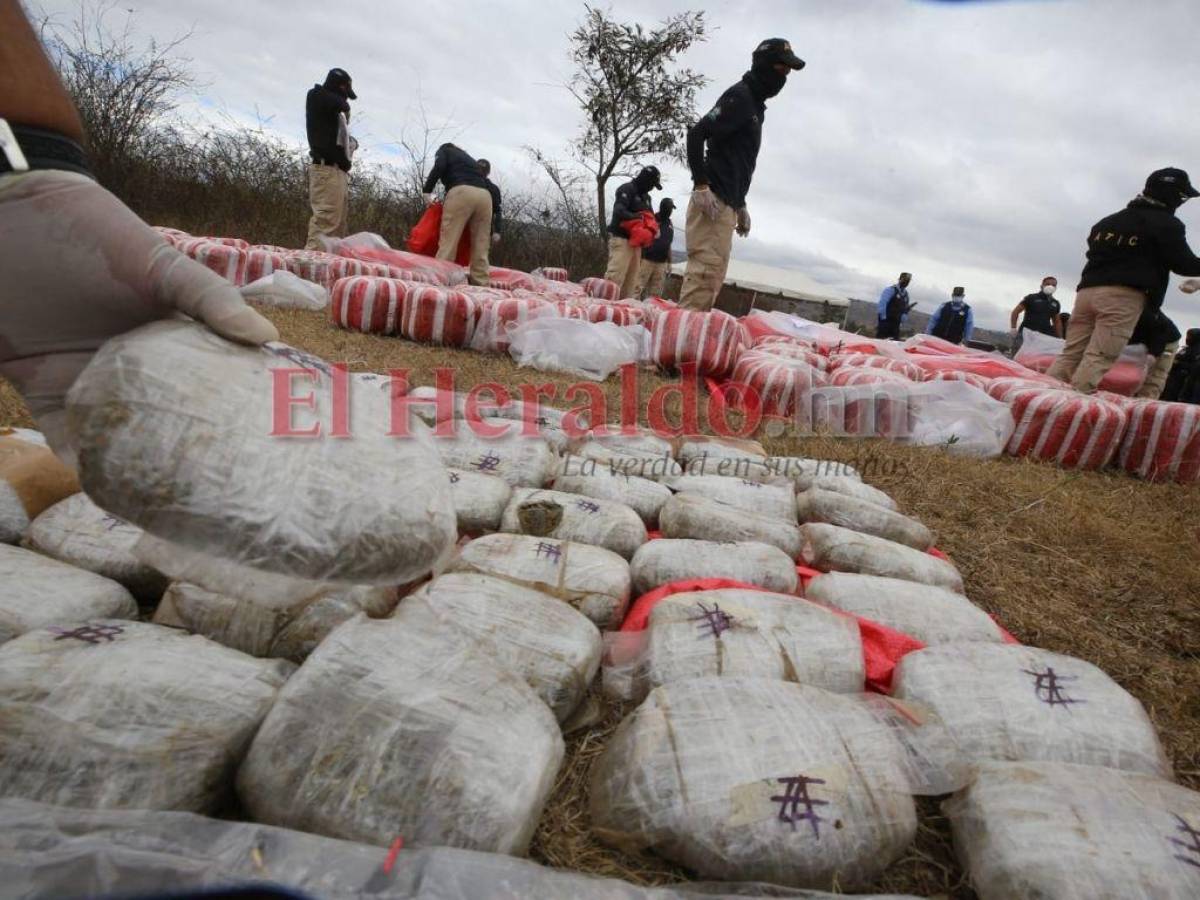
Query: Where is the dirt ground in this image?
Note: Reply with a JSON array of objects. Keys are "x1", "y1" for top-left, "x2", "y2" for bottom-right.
[{"x1": 3, "y1": 306, "x2": 1198, "y2": 898}]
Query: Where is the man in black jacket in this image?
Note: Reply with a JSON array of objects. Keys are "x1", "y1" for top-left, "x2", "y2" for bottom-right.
[
  {"x1": 478, "y1": 159, "x2": 502, "y2": 247},
  {"x1": 304, "y1": 68, "x2": 356, "y2": 250},
  {"x1": 1047, "y1": 168, "x2": 1200, "y2": 393},
  {"x1": 1162, "y1": 327, "x2": 1200, "y2": 404},
  {"x1": 680, "y1": 38, "x2": 804, "y2": 311},
  {"x1": 1010, "y1": 276, "x2": 1063, "y2": 350},
  {"x1": 603, "y1": 166, "x2": 661, "y2": 300},
  {"x1": 875, "y1": 272, "x2": 915, "y2": 340},
  {"x1": 1129, "y1": 306, "x2": 1182, "y2": 398},
  {"x1": 422, "y1": 143, "x2": 493, "y2": 285},
  {"x1": 635, "y1": 198, "x2": 675, "y2": 299}
]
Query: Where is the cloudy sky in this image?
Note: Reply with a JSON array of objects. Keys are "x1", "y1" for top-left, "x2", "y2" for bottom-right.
[{"x1": 34, "y1": 0, "x2": 1200, "y2": 333}]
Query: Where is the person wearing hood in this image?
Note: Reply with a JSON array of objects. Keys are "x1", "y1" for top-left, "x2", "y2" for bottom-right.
[
  {"x1": 927, "y1": 287, "x2": 974, "y2": 345},
  {"x1": 1162, "y1": 326, "x2": 1200, "y2": 405},
  {"x1": 604, "y1": 165, "x2": 661, "y2": 300},
  {"x1": 1010, "y1": 276, "x2": 1063, "y2": 350},
  {"x1": 876, "y1": 272, "x2": 916, "y2": 340},
  {"x1": 1128, "y1": 306, "x2": 1182, "y2": 399},
  {"x1": 422, "y1": 143, "x2": 493, "y2": 286},
  {"x1": 1047, "y1": 168, "x2": 1200, "y2": 393},
  {"x1": 680, "y1": 38, "x2": 804, "y2": 311},
  {"x1": 635, "y1": 197, "x2": 676, "y2": 299},
  {"x1": 305, "y1": 68, "x2": 357, "y2": 250},
  {"x1": 478, "y1": 159, "x2": 502, "y2": 246}
]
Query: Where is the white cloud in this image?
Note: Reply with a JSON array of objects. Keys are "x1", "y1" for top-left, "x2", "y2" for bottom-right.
[{"x1": 35, "y1": 0, "x2": 1200, "y2": 332}]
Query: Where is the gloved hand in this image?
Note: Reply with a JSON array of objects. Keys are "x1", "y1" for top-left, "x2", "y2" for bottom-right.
[
  {"x1": 691, "y1": 185, "x2": 721, "y2": 221},
  {"x1": 0, "y1": 171, "x2": 278, "y2": 459},
  {"x1": 736, "y1": 206, "x2": 751, "y2": 237},
  {"x1": 491, "y1": 232, "x2": 501, "y2": 245},
  {"x1": 1181, "y1": 278, "x2": 1200, "y2": 294},
  {"x1": 422, "y1": 193, "x2": 435, "y2": 207}
]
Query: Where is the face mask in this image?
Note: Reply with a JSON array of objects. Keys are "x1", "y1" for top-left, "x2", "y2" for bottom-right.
[
  {"x1": 952, "y1": 296, "x2": 965, "y2": 305},
  {"x1": 749, "y1": 62, "x2": 788, "y2": 98},
  {"x1": 1042, "y1": 284, "x2": 1056, "y2": 296}
]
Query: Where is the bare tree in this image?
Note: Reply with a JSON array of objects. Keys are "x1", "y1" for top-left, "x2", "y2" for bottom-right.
[
  {"x1": 39, "y1": 1, "x2": 195, "y2": 187},
  {"x1": 566, "y1": 6, "x2": 707, "y2": 236}
]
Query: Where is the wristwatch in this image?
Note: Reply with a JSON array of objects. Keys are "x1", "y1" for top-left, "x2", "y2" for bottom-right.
[{"x1": 0, "y1": 120, "x2": 92, "y2": 178}]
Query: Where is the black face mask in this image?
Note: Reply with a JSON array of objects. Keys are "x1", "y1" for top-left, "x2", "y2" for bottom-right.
[
  {"x1": 1144, "y1": 182, "x2": 1187, "y2": 211},
  {"x1": 747, "y1": 61, "x2": 787, "y2": 99},
  {"x1": 635, "y1": 173, "x2": 656, "y2": 193}
]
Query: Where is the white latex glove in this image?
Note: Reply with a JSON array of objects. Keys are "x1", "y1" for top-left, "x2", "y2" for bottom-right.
[
  {"x1": 691, "y1": 186, "x2": 721, "y2": 221},
  {"x1": 0, "y1": 170, "x2": 278, "y2": 458},
  {"x1": 736, "y1": 206, "x2": 751, "y2": 237},
  {"x1": 1180, "y1": 278, "x2": 1200, "y2": 294},
  {"x1": 422, "y1": 192, "x2": 435, "y2": 207},
  {"x1": 491, "y1": 232, "x2": 501, "y2": 245}
]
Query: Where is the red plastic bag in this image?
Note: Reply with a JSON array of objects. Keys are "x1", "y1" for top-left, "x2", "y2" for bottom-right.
[{"x1": 406, "y1": 202, "x2": 471, "y2": 267}]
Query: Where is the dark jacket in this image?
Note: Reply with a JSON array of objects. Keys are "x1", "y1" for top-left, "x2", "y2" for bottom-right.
[
  {"x1": 305, "y1": 84, "x2": 351, "y2": 171},
  {"x1": 1162, "y1": 343, "x2": 1200, "y2": 404},
  {"x1": 929, "y1": 301, "x2": 972, "y2": 344},
  {"x1": 642, "y1": 212, "x2": 674, "y2": 263},
  {"x1": 1077, "y1": 197, "x2": 1200, "y2": 307},
  {"x1": 607, "y1": 177, "x2": 654, "y2": 238},
  {"x1": 879, "y1": 285, "x2": 912, "y2": 324},
  {"x1": 1129, "y1": 307, "x2": 1181, "y2": 358},
  {"x1": 484, "y1": 177, "x2": 502, "y2": 235},
  {"x1": 422, "y1": 144, "x2": 488, "y2": 195},
  {"x1": 686, "y1": 72, "x2": 770, "y2": 209},
  {"x1": 1018, "y1": 292, "x2": 1061, "y2": 336}
]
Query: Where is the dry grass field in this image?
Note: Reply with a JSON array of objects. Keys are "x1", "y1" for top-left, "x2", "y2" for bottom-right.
[{"x1": 3, "y1": 305, "x2": 1198, "y2": 898}]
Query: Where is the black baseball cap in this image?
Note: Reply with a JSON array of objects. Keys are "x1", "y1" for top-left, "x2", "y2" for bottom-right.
[
  {"x1": 1147, "y1": 167, "x2": 1199, "y2": 198},
  {"x1": 325, "y1": 68, "x2": 357, "y2": 99},
  {"x1": 753, "y1": 38, "x2": 805, "y2": 71},
  {"x1": 639, "y1": 165, "x2": 663, "y2": 190},
  {"x1": 660, "y1": 197, "x2": 675, "y2": 213},
  {"x1": 952, "y1": 286, "x2": 966, "y2": 297}
]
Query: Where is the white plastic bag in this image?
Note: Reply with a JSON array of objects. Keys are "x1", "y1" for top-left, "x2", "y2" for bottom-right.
[
  {"x1": 630, "y1": 539, "x2": 799, "y2": 595},
  {"x1": 0, "y1": 543, "x2": 138, "y2": 644},
  {"x1": 237, "y1": 602, "x2": 563, "y2": 854},
  {"x1": 408, "y1": 573, "x2": 601, "y2": 723},
  {"x1": 239, "y1": 270, "x2": 330, "y2": 310},
  {"x1": 448, "y1": 468, "x2": 512, "y2": 534},
  {"x1": 552, "y1": 467, "x2": 672, "y2": 528},
  {"x1": 0, "y1": 433, "x2": 79, "y2": 544},
  {"x1": 500, "y1": 487, "x2": 648, "y2": 559},
  {"x1": 591, "y1": 677, "x2": 964, "y2": 890},
  {"x1": 799, "y1": 523, "x2": 964, "y2": 593},
  {"x1": 24, "y1": 492, "x2": 168, "y2": 603},
  {"x1": 946, "y1": 760, "x2": 1200, "y2": 900},
  {"x1": 605, "y1": 589, "x2": 863, "y2": 702},
  {"x1": 450, "y1": 533, "x2": 631, "y2": 630},
  {"x1": 894, "y1": 643, "x2": 1171, "y2": 777},
  {"x1": 795, "y1": 487, "x2": 933, "y2": 550},
  {"x1": 902, "y1": 381, "x2": 1015, "y2": 458},
  {"x1": 665, "y1": 474, "x2": 798, "y2": 522},
  {"x1": 0, "y1": 621, "x2": 291, "y2": 812},
  {"x1": 508, "y1": 317, "x2": 646, "y2": 381},
  {"x1": 65, "y1": 322, "x2": 458, "y2": 607},
  {"x1": 660, "y1": 493, "x2": 803, "y2": 558}
]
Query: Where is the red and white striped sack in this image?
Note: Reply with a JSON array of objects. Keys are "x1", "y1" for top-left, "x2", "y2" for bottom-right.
[
  {"x1": 649, "y1": 308, "x2": 744, "y2": 378},
  {"x1": 580, "y1": 276, "x2": 620, "y2": 302},
  {"x1": 811, "y1": 384, "x2": 912, "y2": 438},
  {"x1": 244, "y1": 248, "x2": 289, "y2": 283},
  {"x1": 330, "y1": 276, "x2": 408, "y2": 335},
  {"x1": 531, "y1": 266, "x2": 569, "y2": 282},
  {"x1": 829, "y1": 367, "x2": 913, "y2": 388},
  {"x1": 328, "y1": 257, "x2": 394, "y2": 283},
  {"x1": 153, "y1": 226, "x2": 190, "y2": 245},
  {"x1": 829, "y1": 352, "x2": 925, "y2": 382},
  {"x1": 731, "y1": 350, "x2": 828, "y2": 418},
  {"x1": 387, "y1": 266, "x2": 440, "y2": 284},
  {"x1": 924, "y1": 369, "x2": 992, "y2": 391},
  {"x1": 747, "y1": 339, "x2": 828, "y2": 371},
  {"x1": 986, "y1": 377, "x2": 1069, "y2": 404},
  {"x1": 282, "y1": 249, "x2": 341, "y2": 288},
  {"x1": 584, "y1": 302, "x2": 646, "y2": 327},
  {"x1": 488, "y1": 267, "x2": 538, "y2": 292},
  {"x1": 197, "y1": 236, "x2": 251, "y2": 250},
  {"x1": 178, "y1": 239, "x2": 247, "y2": 285},
  {"x1": 554, "y1": 300, "x2": 590, "y2": 320},
  {"x1": 1116, "y1": 399, "x2": 1200, "y2": 483},
  {"x1": 1005, "y1": 389, "x2": 1128, "y2": 471},
  {"x1": 472, "y1": 295, "x2": 555, "y2": 352},
  {"x1": 401, "y1": 285, "x2": 479, "y2": 347}
]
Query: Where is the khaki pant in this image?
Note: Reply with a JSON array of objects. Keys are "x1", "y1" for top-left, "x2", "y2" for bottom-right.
[
  {"x1": 604, "y1": 237, "x2": 642, "y2": 300},
  {"x1": 438, "y1": 185, "x2": 493, "y2": 286},
  {"x1": 1045, "y1": 285, "x2": 1145, "y2": 394},
  {"x1": 679, "y1": 195, "x2": 737, "y2": 311},
  {"x1": 305, "y1": 164, "x2": 349, "y2": 250},
  {"x1": 1137, "y1": 341, "x2": 1180, "y2": 399},
  {"x1": 636, "y1": 260, "x2": 670, "y2": 299}
]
